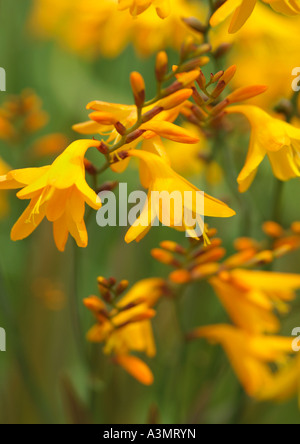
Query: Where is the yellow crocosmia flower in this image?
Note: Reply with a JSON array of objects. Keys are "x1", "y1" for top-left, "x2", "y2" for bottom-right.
[
  {"x1": 0, "y1": 140, "x2": 102, "y2": 251},
  {"x1": 118, "y1": 0, "x2": 170, "y2": 18},
  {"x1": 257, "y1": 354, "x2": 300, "y2": 404},
  {"x1": 29, "y1": 0, "x2": 204, "y2": 58},
  {"x1": 192, "y1": 324, "x2": 294, "y2": 397},
  {"x1": 211, "y1": 5, "x2": 300, "y2": 109},
  {"x1": 210, "y1": 270, "x2": 300, "y2": 334},
  {"x1": 226, "y1": 105, "x2": 300, "y2": 192},
  {"x1": 210, "y1": 0, "x2": 300, "y2": 33},
  {"x1": 116, "y1": 277, "x2": 166, "y2": 308},
  {"x1": 73, "y1": 96, "x2": 196, "y2": 173},
  {"x1": 124, "y1": 150, "x2": 236, "y2": 243},
  {"x1": 0, "y1": 158, "x2": 10, "y2": 218}
]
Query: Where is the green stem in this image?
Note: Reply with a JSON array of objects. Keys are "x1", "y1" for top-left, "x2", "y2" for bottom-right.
[{"x1": 272, "y1": 178, "x2": 284, "y2": 223}]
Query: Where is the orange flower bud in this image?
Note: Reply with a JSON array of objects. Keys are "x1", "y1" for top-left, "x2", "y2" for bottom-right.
[
  {"x1": 211, "y1": 71, "x2": 224, "y2": 83},
  {"x1": 169, "y1": 269, "x2": 191, "y2": 284},
  {"x1": 262, "y1": 221, "x2": 284, "y2": 238},
  {"x1": 116, "y1": 280, "x2": 130, "y2": 295},
  {"x1": 211, "y1": 80, "x2": 226, "y2": 99},
  {"x1": 234, "y1": 237, "x2": 259, "y2": 251},
  {"x1": 83, "y1": 295, "x2": 107, "y2": 313},
  {"x1": 291, "y1": 222, "x2": 300, "y2": 234},
  {"x1": 130, "y1": 71, "x2": 145, "y2": 108},
  {"x1": 160, "y1": 241, "x2": 186, "y2": 255},
  {"x1": 222, "y1": 65, "x2": 237, "y2": 85},
  {"x1": 194, "y1": 247, "x2": 226, "y2": 265},
  {"x1": 151, "y1": 248, "x2": 181, "y2": 267},
  {"x1": 227, "y1": 85, "x2": 268, "y2": 104},
  {"x1": 155, "y1": 51, "x2": 168, "y2": 82},
  {"x1": 191, "y1": 262, "x2": 220, "y2": 279},
  {"x1": 158, "y1": 89, "x2": 193, "y2": 110},
  {"x1": 89, "y1": 111, "x2": 118, "y2": 125},
  {"x1": 114, "y1": 355, "x2": 154, "y2": 386}
]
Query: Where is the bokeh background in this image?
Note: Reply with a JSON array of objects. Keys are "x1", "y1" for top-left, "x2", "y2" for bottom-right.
[{"x1": 0, "y1": 0, "x2": 300, "y2": 424}]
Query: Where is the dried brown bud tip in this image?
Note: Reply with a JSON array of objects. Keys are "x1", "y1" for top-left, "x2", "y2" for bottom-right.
[
  {"x1": 84, "y1": 159, "x2": 97, "y2": 176},
  {"x1": 115, "y1": 121, "x2": 127, "y2": 136},
  {"x1": 97, "y1": 141, "x2": 109, "y2": 155},
  {"x1": 182, "y1": 17, "x2": 207, "y2": 34},
  {"x1": 125, "y1": 129, "x2": 146, "y2": 144},
  {"x1": 97, "y1": 181, "x2": 119, "y2": 193},
  {"x1": 142, "y1": 106, "x2": 163, "y2": 123}
]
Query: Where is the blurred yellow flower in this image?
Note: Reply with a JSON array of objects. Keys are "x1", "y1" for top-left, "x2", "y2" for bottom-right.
[
  {"x1": 211, "y1": 4, "x2": 300, "y2": 108},
  {"x1": 125, "y1": 149, "x2": 236, "y2": 243},
  {"x1": 85, "y1": 278, "x2": 165, "y2": 384},
  {"x1": 227, "y1": 105, "x2": 300, "y2": 191},
  {"x1": 210, "y1": 269, "x2": 300, "y2": 334},
  {"x1": 257, "y1": 354, "x2": 300, "y2": 404},
  {"x1": 31, "y1": 133, "x2": 69, "y2": 158},
  {"x1": 29, "y1": 0, "x2": 203, "y2": 58},
  {"x1": 0, "y1": 140, "x2": 102, "y2": 251},
  {"x1": 191, "y1": 324, "x2": 294, "y2": 397},
  {"x1": 118, "y1": 0, "x2": 170, "y2": 18},
  {"x1": 211, "y1": 0, "x2": 300, "y2": 33}
]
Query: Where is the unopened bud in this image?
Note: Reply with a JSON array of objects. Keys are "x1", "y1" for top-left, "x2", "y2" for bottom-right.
[
  {"x1": 211, "y1": 80, "x2": 226, "y2": 99},
  {"x1": 97, "y1": 141, "x2": 109, "y2": 155},
  {"x1": 160, "y1": 241, "x2": 186, "y2": 255},
  {"x1": 227, "y1": 85, "x2": 268, "y2": 104},
  {"x1": 169, "y1": 269, "x2": 191, "y2": 284},
  {"x1": 97, "y1": 181, "x2": 119, "y2": 193},
  {"x1": 182, "y1": 17, "x2": 207, "y2": 34},
  {"x1": 115, "y1": 121, "x2": 127, "y2": 136},
  {"x1": 158, "y1": 89, "x2": 192, "y2": 110},
  {"x1": 213, "y1": 43, "x2": 232, "y2": 59},
  {"x1": 151, "y1": 248, "x2": 181, "y2": 267},
  {"x1": 130, "y1": 72, "x2": 146, "y2": 108},
  {"x1": 291, "y1": 222, "x2": 300, "y2": 234},
  {"x1": 196, "y1": 71, "x2": 206, "y2": 90},
  {"x1": 89, "y1": 111, "x2": 117, "y2": 125},
  {"x1": 211, "y1": 71, "x2": 224, "y2": 83},
  {"x1": 222, "y1": 65, "x2": 237, "y2": 85},
  {"x1": 156, "y1": 51, "x2": 168, "y2": 82},
  {"x1": 141, "y1": 106, "x2": 163, "y2": 123},
  {"x1": 262, "y1": 221, "x2": 284, "y2": 238},
  {"x1": 125, "y1": 129, "x2": 145, "y2": 144},
  {"x1": 116, "y1": 280, "x2": 130, "y2": 295},
  {"x1": 84, "y1": 159, "x2": 97, "y2": 176}
]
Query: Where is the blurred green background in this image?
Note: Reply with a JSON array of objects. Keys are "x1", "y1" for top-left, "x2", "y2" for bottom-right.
[{"x1": 0, "y1": 0, "x2": 300, "y2": 424}]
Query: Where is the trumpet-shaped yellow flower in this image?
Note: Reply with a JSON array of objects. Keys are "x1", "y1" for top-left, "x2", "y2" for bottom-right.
[
  {"x1": 210, "y1": 269, "x2": 300, "y2": 334},
  {"x1": 226, "y1": 105, "x2": 300, "y2": 192},
  {"x1": 0, "y1": 140, "x2": 102, "y2": 251},
  {"x1": 124, "y1": 150, "x2": 236, "y2": 243},
  {"x1": 192, "y1": 324, "x2": 294, "y2": 396},
  {"x1": 211, "y1": 0, "x2": 300, "y2": 33},
  {"x1": 118, "y1": 0, "x2": 170, "y2": 18}
]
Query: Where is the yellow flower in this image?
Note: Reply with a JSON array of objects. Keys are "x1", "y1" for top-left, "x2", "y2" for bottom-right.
[
  {"x1": 85, "y1": 278, "x2": 165, "y2": 384},
  {"x1": 124, "y1": 150, "x2": 236, "y2": 243},
  {"x1": 73, "y1": 89, "x2": 198, "y2": 173},
  {"x1": 226, "y1": 105, "x2": 300, "y2": 192},
  {"x1": 118, "y1": 0, "x2": 170, "y2": 18},
  {"x1": 0, "y1": 157, "x2": 10, "y2": 218},
  {"x1": 0, "y1": 140, "x2": 102, "y2": 251},
  {"x1": 211, "y1": 4, "x2": 300, "y2": 108},
  {"x1": 257, "y1": 354, "x2": 300, "y2": 404},
  {"x1": 210, "y1": 269, "x2": 300, "y2": 334},
  {"x1": 210, "y1": 0, "x2": 300, "y2": 33},
  {"x1": 29, "y1": 0, "x2": 204, "y2": 58},
  {"x1": 191, "y1": 324, "x2": 294, "y2": 397}
]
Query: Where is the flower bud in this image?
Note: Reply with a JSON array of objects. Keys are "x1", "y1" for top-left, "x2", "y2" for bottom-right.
[
  {"x1": 155, "y1": 51, "x2": 168, "y2": 82},
  {"x1": 130, "y1": 72, "x2": 146, "y2": 108}
]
